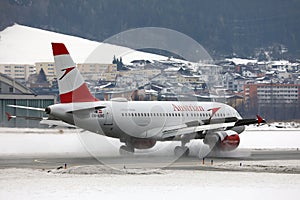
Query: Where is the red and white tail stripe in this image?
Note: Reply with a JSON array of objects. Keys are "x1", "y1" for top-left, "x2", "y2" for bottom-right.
[{"x1": 51, "y1": 43, "x2": 98, "y2": 103}]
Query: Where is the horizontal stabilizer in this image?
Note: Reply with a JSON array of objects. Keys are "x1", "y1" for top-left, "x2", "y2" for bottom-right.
[
  {"x1": 66, "y1": 105, "x2": 106, "y2": 113},
  {"x1": 5, "y1": 113, "x2": 44, "y2": 121},
  {"x1": 5, "y1": 112, "x2": 15, "y2": 121},
  {"x1": 40, "y1": 119, "x2": 76, "y2": 128},
  {"x1": 7, "y1": 105, "x2": 45, "y2": 111}
]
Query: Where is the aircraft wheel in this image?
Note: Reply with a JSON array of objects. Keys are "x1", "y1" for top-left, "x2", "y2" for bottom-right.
[
  {"x1": 119, "y1": 145, "x2": 134, "y2": 156},
  {"x1": 174, "y1": 146, "x2": 189, "y2": 157}
]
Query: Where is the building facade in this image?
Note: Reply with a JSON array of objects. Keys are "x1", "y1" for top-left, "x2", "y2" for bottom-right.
[
  {"x1": 77, "y1": 63, "x2": 117, "y2": 81},
  {"x1": 0, "y1": 64, "x2": 35, "y2": 82},
  {"x1": 244, "y1": 83, "x2": 300, "y2": 120},
  {"x1": 35, "y1": 62, "x2": 56, "y2": 82}
]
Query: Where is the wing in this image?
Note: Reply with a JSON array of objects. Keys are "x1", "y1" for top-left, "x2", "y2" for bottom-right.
[
  {"x1": 161, "y1": 115, "x2": 265, "y2": 139},
  {"x1": 162, "y1": 121, "x2": 236, "y2": 139}
]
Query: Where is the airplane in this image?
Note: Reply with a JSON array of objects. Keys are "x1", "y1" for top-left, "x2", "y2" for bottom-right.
[{"x1": 7, "y1": 43, "x2": 265, "y2": 157}]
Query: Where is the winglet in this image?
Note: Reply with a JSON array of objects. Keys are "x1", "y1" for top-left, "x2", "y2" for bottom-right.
[
  {"x1": 5, "y1": 112, "x2": 12, "y2": 121},
  {"x1": 256, "y1": 115, "x2": 265, "y2": 125}
]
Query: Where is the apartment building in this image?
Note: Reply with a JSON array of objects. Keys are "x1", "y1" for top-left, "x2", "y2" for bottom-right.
[
  {"x1": 0, "y1": 64, "x2": 35, "y2": 81},
  {"x1": 244, "y1": 83, "x2": 300, "y2": 108},
  {"x1": 77, "y1": 63, "x2": 117, "y2": 81},
  {"x1": 35, "y1": 62, "x2": 56, "y2": 82}
]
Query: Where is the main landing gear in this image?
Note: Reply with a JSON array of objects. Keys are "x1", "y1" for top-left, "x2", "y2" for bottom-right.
[
  {"x1": 174, "y1": 140, "x2": 190, "y2": 157},
  {"x1": 119, "y1": 145, "x2": 134, "y2": 155}
]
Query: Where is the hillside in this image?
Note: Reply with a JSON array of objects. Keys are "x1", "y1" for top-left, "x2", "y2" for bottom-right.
[
  {"x1": 1, "y1": 0, "x2": 300, "y2": 59},
  {"x1": 0, "y1": 24, "x2": 165, "y2": 65}
]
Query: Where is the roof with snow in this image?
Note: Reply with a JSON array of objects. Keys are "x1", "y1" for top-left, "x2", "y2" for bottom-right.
[{"x1": 225, "y1": 58, "x2": 258, "y2": 65}]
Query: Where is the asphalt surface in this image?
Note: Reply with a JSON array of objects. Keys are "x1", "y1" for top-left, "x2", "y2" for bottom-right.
[{"x1": 0, "y1": 149, "x2": 299, "y2": 170}]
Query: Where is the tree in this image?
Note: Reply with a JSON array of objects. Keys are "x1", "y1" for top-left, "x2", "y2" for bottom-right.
[
  {"x1": 112, "y1": 55, "x2": 117, "y2": 64},
  {"x1": 36, "y1": 68, "x2": 47, "y2": 83}
]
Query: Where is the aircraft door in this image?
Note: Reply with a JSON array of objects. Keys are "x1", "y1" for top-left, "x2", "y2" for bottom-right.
[{"x1": 104, "y1": 106, "x2": 113, "y2": 125}]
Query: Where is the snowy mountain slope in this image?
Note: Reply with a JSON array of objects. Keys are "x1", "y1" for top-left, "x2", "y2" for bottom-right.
[{"x1": 0, "y1": 24, "x2": 166, "y2": 65}]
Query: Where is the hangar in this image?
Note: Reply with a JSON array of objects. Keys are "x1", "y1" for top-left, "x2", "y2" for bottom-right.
[{"x1": 0, "y1": 73, "x2": 55, "y2": 127}]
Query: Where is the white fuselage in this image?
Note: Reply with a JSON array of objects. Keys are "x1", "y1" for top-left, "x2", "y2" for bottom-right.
[{"x1": 48, "y1": 99, "x2": 242, "y2": 141}]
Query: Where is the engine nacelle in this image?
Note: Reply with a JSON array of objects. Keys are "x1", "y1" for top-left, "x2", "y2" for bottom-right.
[
  {"x1": 131, "y1": 138, "x2": 156, "y2": 149},
  {"x1": 204, "y1": 130, "x2": 240, "y2": 151},
  {"x1": 228, "y1": 125, "x2": 245, "y2": 134}
]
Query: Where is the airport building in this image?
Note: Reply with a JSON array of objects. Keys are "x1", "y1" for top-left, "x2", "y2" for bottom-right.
[{"x1": 0, "y1": 73, "x2": 56, "y2": 127}]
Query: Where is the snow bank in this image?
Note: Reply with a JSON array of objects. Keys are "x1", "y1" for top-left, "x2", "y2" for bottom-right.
[
  {"x1": 209, "y1": 160, "x2": 300, "y2": 174},
  {"x1": 51, "y1": 165, "x2": 163, "y2": 175}
]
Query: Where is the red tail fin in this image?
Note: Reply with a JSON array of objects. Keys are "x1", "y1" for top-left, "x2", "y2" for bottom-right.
[{"x1": 51, "y1": 43, "x2": 98, "y2": 103}]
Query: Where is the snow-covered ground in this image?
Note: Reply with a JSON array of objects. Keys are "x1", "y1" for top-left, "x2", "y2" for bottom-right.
[
  {"x1": 0, "y1": 127, "x2": 299, "y2": 199},
  {"x1": 0, "y1": 167, "x2": 299, "y2": 200}
]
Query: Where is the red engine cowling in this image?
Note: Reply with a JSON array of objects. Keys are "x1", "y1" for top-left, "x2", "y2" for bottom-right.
[
  {"x1": 131, "y1": 138, "x2": 156, "y2": 149},
  {"x1": 204, "y1": 130, "x2": 240, "y2": 151},
  {"x1": 219, "y1": 132, "x2": 240, "y2": 151}
]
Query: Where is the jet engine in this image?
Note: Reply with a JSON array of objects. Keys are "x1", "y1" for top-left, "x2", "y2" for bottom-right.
[
  {"x1": 204, "y1": 130, "x2": 240, "y2": 151},
  {"x1": 131, "y1": 138, "x2": 156, "y2": 149}
]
